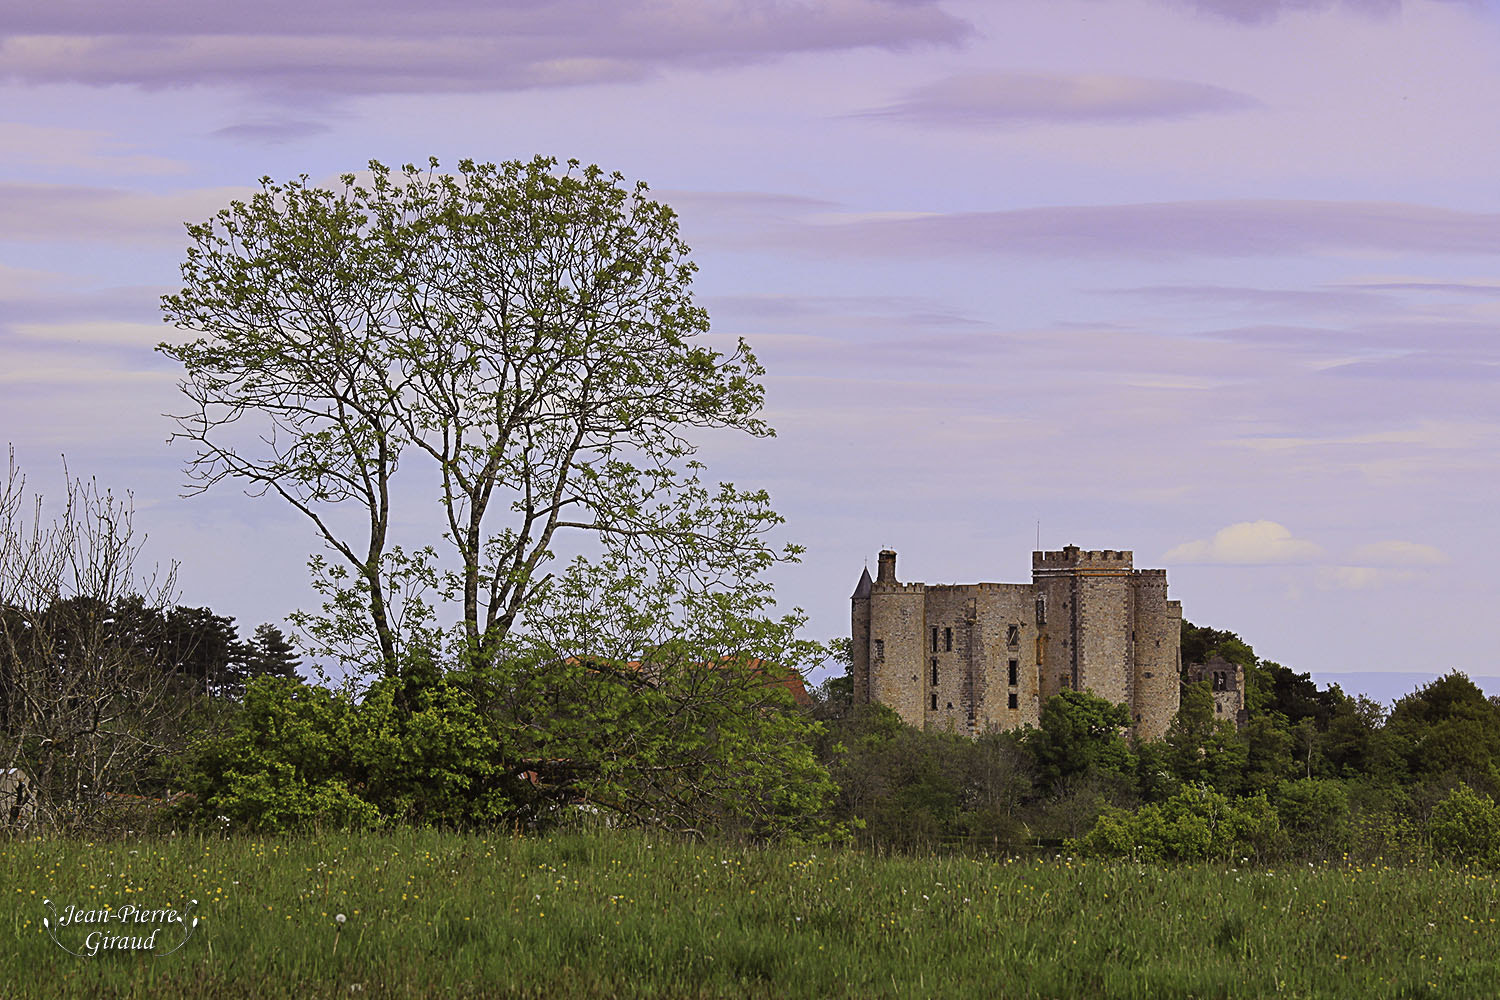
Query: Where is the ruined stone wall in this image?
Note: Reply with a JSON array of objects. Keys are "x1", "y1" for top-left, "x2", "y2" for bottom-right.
[{"x1": 1131, "y1": 571, "x2": 1181, "y2": 740}]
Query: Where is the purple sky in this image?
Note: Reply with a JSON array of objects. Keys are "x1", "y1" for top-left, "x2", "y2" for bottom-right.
[{"x1": 3, "y1": 0, "x2": 1499, "y2": 700}]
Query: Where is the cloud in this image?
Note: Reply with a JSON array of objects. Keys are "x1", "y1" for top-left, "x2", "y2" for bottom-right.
[
  {"x1": 211, "y1": 119, "x2": 332, "y2": 144},
  {"x1": 1168, "y1": 0, "x2": 1402, "y2": 24},
  {"x1": 1349, "y1": 540, "x2": 1449, "y2": 566},
  {"x1": 0, "y1": 181, "x2": 254, "y2": 243},
  {"x1": 0, "y1": 1, "x2": 972, "y2": 98},
  {"x1": 1315, "y1": 565, "x2": 1419, "y2": 590},
  {"x1": 0, "y1": 121, "x2": 183, "y2": 173},
  {"x1": 1103, "y1": 284, "x2": 1386, "y2": 313},
  {"x1": 9, "y1": 320, "x2": 166, "y2": 348},
  {"x1": 1166, "y1": 520, "x2": 1324, "y2": 563},
  {"x1": 862, "y1": 72, "x2": 1254, "y2": 126},
  {"x1": 761, "y1": 199, "x2": 1500, "y2": 260}
]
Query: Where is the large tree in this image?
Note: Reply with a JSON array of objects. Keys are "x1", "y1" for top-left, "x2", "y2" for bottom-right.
[{"x1": 160, "y1": 156, "x2": 789, "y2": 678}]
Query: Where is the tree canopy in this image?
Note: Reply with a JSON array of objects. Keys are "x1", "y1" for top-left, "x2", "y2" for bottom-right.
[{"x1": 160, "y1": 156, "x2": 790, "y2": 678}]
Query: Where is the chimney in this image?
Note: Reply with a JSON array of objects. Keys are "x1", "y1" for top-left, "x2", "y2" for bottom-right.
[{"x1": 876, "y1": 550, "x2": 897, "y2": 584}]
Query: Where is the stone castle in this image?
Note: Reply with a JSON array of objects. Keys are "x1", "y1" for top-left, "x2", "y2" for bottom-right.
[{"x1": 851, "y1": 546, "x2": 1182, "y2": 740}]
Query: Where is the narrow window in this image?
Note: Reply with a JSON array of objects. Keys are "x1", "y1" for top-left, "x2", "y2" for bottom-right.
[
  {"x1": 1006, "y1": 624, "x2": 1020, "y2": 646},
  {"x1": 1035, "y1": 597, "x2": 1046, "y2": 625},
  {"x1": 873, "y1": 639, "x2": 884, "y2": 659},
  {"x1": 1008, "y1": 692, "x2": 1018, "y2": 710},
  {"x1": 931, "y1": 693, "x2": 938, "y2": 711},
  {"x1": 1216, "y1": 703, "x2": 1223, "y2": 714},
  {"x1": 931, "y1": 627, "x2": 939, "y2": 653},
  {"x1": 944, "y1": 627, "x2": 952, "y2": 652},
  {"x1": 1008, "y1": 659, "x2": 1019, "y2": 686},
  {"x1": 931, "y1": 660, "x2": 939, "y2": 686}
]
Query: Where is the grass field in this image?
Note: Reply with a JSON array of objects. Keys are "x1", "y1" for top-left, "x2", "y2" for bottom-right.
[{"x1": 3, "y1": 829, "x2": 1498, "y2": 998}]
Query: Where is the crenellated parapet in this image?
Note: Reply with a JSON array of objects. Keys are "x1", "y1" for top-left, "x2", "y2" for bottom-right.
[{"x1": 1033, "y1": 546, "x2": 1135, "y2": 576}]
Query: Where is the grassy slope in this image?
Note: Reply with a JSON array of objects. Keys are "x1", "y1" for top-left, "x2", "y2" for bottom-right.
[{"x1": 3, "y1": 829, "x2": 1498, "y2": 998}]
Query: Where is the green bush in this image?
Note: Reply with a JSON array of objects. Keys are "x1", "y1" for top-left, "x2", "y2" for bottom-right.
[
  {"x1": 1075, "y1": 785, "x2": 1283, "y2": 861},
  {"x1": 173, "y1": 674, "x2": 526, "y2": 832},
  {"x1": 1271, "y1": 778, "x2": 1352, "y2": 859},
  {"x1": 1429, "y1": 782, "x2": 1500, "y2": 863}
]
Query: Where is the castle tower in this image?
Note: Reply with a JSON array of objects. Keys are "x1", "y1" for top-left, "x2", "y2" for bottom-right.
[
  {"x1": 862, "y1": 550, "x2": 925, "y2": 727},
  {"x1": 1032, "y1": 547, "x2": 1135, "y2": 706},
  {"x1": 1131, "y1": 570, "x2": 1181, "y2": 740}
]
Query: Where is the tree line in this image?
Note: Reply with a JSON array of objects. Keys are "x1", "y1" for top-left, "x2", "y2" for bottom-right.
[{"x1": 805, "y1": 624, "x2": 1500, "y2": 862}]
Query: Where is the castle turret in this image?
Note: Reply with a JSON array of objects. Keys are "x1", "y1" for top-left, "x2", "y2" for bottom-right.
[
  {"x1": 1131, "y1": 570, "x2": 1181, "y2": 740},
  {"x1": 851, "y1": 567, "x2": 872, "y2": 704},
  {"x1": 866, "y1": 550, "x2": 925, "y2": 727}
]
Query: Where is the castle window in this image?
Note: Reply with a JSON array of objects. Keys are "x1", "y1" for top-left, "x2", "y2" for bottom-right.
[
  {"x1": 1008, "y1": 692, "x2": 1018, "y2": 710},
  {"x1": 931, "y1": 627, "x2": 939, "y2": 653},
  {"x1": 944, "y1": 627, "x2": 952, "y2": 652},
  {"x1": 1213, "y1": 671, "x2": 1227, "y2": 692},
  {"x1": 946, "y1": 702, "x2": 953, "y2": 710},
  {"x1": 931, "y1": 693, "x2": 938, "y2": 711},
  {"x1": 1216, "y1": 703, "x2": 1223, "y2": 714},
  {"x1": 874, "y1": 639, "x2": 884, "y2": 659},
  {"x1": 1006, "y1": 624, "x2": 1020, "y2": 646},
  {"x1": 1008, "y1": 659, "x2": 1019, "y2": 686},
  {"x1": 931, "y1": 660, "x2": 939, "y2": 686},
  {"x1": 1035, "y1": 597, "x2": 1046, "y2": 625}
]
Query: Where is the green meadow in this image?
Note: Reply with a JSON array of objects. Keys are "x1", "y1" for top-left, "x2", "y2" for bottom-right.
[{"x1": 4, "y1": 830, "x2": 1499, "y2": 999}]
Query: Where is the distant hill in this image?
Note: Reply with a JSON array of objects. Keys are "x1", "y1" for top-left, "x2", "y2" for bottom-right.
[{"x1": 1312, "y1": 672, "x2": 1500, "y2": 708}]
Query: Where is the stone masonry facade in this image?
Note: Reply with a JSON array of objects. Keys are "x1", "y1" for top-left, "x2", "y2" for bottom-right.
[{"x1": 851, "y1": 546, "x2": 1182, "y2": 740}]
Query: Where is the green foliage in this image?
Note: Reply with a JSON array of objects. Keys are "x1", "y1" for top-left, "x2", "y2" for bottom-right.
[
  {"x1": 175, "y1": 677, "x2": 377, "y2": 832},
  {"x1": 1076, "y1": 785, "x2": 1283, "y2": 861},
  {"x1": 824, "y1": 705, "x2": 1033, "y2": 850},
  {"x1": 1387, "y1": 672, "x2": 1500, "y2": 790},
  {"x1": 1028, "y1": 690, "x2": 1134, "y2": 787},
  {"x1": 179, "y1": 640, "x2": 835, "y2": 841},
  {"x1": 1163, "y1": 681, "x2": 1247, "y2": 793},
  {"x1": 1429, "y1": 782, "x2": 1500, "y2": 863},
  {"x1": 160, "y1": 155, "x2": 785, "y2": 679},
  {"x1": 1271, "y1": 778, "x2": 1352, "y2": 859}
]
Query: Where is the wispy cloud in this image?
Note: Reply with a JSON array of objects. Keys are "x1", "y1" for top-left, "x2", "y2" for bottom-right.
[
  {"x1": 0, "y1": 0, "x2": 972, "y2": 98},
  {"x1": 1103, "y1": 284, "x2": 1387, "y2": 313},
  {"x1": 861, "y1": 71, "x2": 1253, "y2": 126},
  {"x1": 1167, "y1": 0, "x2": 1403, "y2": 24},
  {"x1": 0, "y1": 121, "x2": 183, "y2": 174},
  {"x1": 1350, "y1": 540, "x2": 1449, "y2": 566},
  {"x1": 211, "y1": 119, "x2": 332, "y2": 144},
  {"x1": 759, "y1": 199, "x2": 1500, "y2": 259},
  {"x1": 0, "y1": 182, "x2": 255, "y2": 243}
]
